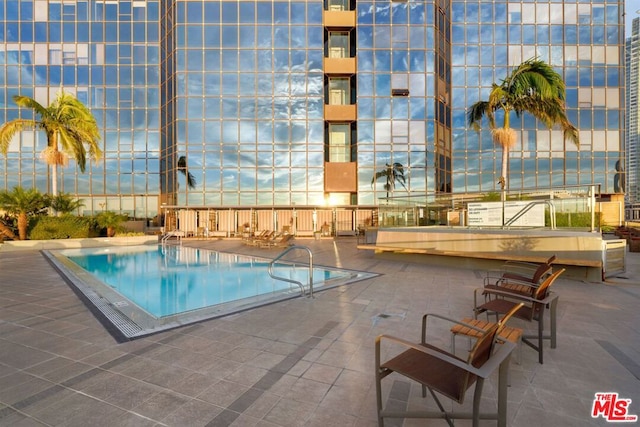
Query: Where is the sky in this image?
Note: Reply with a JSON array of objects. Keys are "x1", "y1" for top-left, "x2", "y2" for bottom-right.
[{"x1": 628, "y1": 0, "x2": 637, "y2": 37}]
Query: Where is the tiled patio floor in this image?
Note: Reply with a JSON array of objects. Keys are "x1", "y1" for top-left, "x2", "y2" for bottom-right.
[{"x1": 1, "y1": 237, "x2": 639, "y2": 426}]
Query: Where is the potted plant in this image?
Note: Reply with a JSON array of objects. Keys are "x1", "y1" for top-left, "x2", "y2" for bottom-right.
[{"x1": 96, "y1": 211, "x2": 128, "y2": 237}]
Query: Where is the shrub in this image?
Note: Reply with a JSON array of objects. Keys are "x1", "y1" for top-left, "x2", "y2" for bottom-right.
[
  {"x1": 29, "y1": 215, "x2": 99, "y2": 240},
  {"x1": 546, "y1": 211, "x2": 601, "y2": 228}
]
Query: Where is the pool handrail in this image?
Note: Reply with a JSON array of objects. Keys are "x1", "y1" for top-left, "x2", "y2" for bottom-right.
[{"x1": 268, "y1": 245, "x2": 314, "y2": 298}]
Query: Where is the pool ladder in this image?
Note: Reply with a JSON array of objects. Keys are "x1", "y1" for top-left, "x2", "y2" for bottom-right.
[
  {"x1": 268, "y1": 245, "x2": 314, "y2": 298},
  {"x1": 161, "y1": 231, "x2": 183, "y2": 245}
]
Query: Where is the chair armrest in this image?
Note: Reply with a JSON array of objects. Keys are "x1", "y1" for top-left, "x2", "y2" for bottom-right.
[
  {"x1": 375, "y1": 334, "x2": 516, "y2": 380},
  {"x1": 475, "y1": 287, "x2": 558, "y2": 306},
  {"x1": 421, "y1": 313, "x2": 488, "y2": 344},
  {"x1": 484, "y1": 274, "x2": 507, "y2": 286},
  {"x1": 484, "y1": 274, "x2": 540, "y2": 288}
]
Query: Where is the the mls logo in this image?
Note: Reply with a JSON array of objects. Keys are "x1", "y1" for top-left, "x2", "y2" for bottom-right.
[{"x1": 592, "y1": 393, "x2": 638, "y2": 422}]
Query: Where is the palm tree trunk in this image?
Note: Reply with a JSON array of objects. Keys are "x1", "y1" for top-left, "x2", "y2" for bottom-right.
[
  {"x1": 17, "y1": 212, "x2": 28, "y2": 240},
  {"x1": 501, "y1": 147, "x2": 509, "y2": 190},
  {"x1": 52, "y1": 164, "x2": 58, "y2": 196},
  {"x1": 49, "y1": 131, "x2": 59, "y2": 196},
  {"x1": 0, "y1": 222, "x2": 16, "y2": 240}
]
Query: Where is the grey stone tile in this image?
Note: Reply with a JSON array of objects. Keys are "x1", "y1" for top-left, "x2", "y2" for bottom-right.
[
  {"x1": 301, "y1": 363, "x2": 342, "y2": 384},
  {"x1": 263, "y1": 397, "x2": 317, "y2": 427},
  {"x1": 0, "y1": 340, "x2": 54, "y2": 370},
  {"x1": 198, "y1": 379, "x2": 250, "y2": 408},
  {"x1": 0, "y1": 374, "x2": 55, "y2": 406},
  {"x1": 29, "y1": 391, "x2": 111, "y2": 426},
  {"x1": 58, "y1": 399, "x2": 127, "y2": 427},
  {"x1": 161, "y1": 399, "x2": 223, "y2": 426},
  {"x1": 131, "y1": 390, "x2": 190, "y2": 421},
  {"x1": 103, "y1": 380, "x2": 161, "y2": 410}
]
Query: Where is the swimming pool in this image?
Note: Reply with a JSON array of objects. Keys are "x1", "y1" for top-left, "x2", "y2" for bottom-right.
[{"x1": 45, "y1": 245, "x2": 376, "y2": 341}]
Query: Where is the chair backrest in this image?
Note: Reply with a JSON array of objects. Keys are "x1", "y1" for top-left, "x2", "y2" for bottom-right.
[
  {"x1": 531, "y1": 263, "x2": 553, "y2": 284},
  {"x1": 530, "y1": 254, "x2": 557, "y2": 283},
  {"x1": 533, "y1": 268, "x2": 565, "y2": 300},
  {"x1": 468, "y1": 302, "x2": 525, "y2": 368},
  {"x1": 468, "y1": 323, "x2": 499, "y2": 368}
]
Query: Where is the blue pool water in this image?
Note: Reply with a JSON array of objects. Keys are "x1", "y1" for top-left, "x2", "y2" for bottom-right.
[{"x1": 60, "y1": 245, "x2": 353, "y2": 318}]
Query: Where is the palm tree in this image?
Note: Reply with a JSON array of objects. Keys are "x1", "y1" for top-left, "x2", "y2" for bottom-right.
[
  {"x1": 467, "y1": 58, "x2": 579, "y2": 195},
  {"x1": 50, "y1": 192, "x2": 85, "y2": 215},
  {"x1": 0, "y1": 187, "x2": 49, "y2": 240},
  {"x1": 371, "y1": 162, "x2": 407, "y2": 199},
  {"x1": 96, "y1": 211, "x2": 128, "y2": 237},
  {"x1": 177, "y1": 155, "x2": 196, "y2": 189},
  {"x1": 0, "y1": 92, "x2": 102, "y2": 196}
]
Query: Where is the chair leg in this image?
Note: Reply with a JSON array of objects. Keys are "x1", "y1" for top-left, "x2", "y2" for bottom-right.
[
  {"x1": 472, "y1": 378, "x2": 484, "y2": 427},
  {"x1": 375, "y1": 343, "x2": 384, "y2": 427},
  {"x1": 375, "y1": 371, "x2": 383, "y2": 426},
  {"x1": 538, "y1": 309, "x2": 544, "y2": 364},
  {"x1": 497, "y1": 354, "x2": 511, "y2": 427},
  {"x1": 428, "y1": 388, "x2": 455, "y2": 427},
  {"x1": 550, "y1": 296, "x2": 558, "y2": 348}
]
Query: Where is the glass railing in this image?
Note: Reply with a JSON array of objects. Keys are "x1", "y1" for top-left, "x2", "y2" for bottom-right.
[{"x1": 377, "y1": 184, "x2": 605, "y2": 232}]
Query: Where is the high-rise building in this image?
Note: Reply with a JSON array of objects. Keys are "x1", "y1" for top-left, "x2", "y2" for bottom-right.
[
  {"x1": 626, "y1": 17, "x2": 640, "y2": 210},
  {"x1": 0, "y1": 0, "x2": 626, "y2": 220}
]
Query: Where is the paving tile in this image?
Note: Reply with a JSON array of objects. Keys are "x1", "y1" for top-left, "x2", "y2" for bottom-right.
[
  {"x1": 29, "y1": 391, "x2": 112, "y2": 426},
  {"x1": 0, "y1": 373, "x2": 55, "y2": 406},
  {"x1": 262, "y1": 397, "x2": 317, "y2": 427},
  {"x1": 161, "y1": 399, "x2": 223, "y2": 426},
  {"x1": 198, "y1": 379, "x2": 250, "y2": 408},
  {"x1": 130, "y1": 390, "x2": 190, "y2": 421},
  {"x1": 102, "y1": 380, "x2": 161, "y2": 410},
  {"x1": 0, "y1": 340, "x2": 54, "y2": 370},
  {"x1": 1, "y1": 242, "x2": 639, "y2": 426}
]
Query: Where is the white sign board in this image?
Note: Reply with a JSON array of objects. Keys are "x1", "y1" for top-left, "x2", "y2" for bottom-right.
[{"x1": 467, "y1": 201, "x2": 545, "y2": 227}]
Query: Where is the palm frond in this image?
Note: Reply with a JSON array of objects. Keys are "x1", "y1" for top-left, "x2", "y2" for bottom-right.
[
  {"x1": 177, "y1": 155, "x2": 196, "y2": 189},
  {"x1": 371, "y1": 170, "x2": 388, "y2": 186},
  {"x1": 0, "y1": 120, "x2": 38, "y2": 155},
  {"x1": 13, "y1": 96, "x2": 49, "y2": 119},
  {"x1": 467, "y1": 101, "x2": 494, "y2": 130}
]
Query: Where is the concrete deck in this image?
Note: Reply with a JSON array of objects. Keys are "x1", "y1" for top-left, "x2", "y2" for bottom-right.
[{"x1": 1, "y1": 237, "x2": 639, "y2": 426}]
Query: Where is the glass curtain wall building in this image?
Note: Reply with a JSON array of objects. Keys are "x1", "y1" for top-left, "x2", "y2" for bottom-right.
[
  {"x1": 626, "y1": 17, "x2": 639, "y2": 207},
  {"x1": 0, "y1": 0, "x2": 626, "y2": 220}
]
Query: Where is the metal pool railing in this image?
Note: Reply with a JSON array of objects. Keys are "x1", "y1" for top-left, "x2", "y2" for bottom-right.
[{"x1": 268, "y1": 245, "x2": 314, "y2": 298}]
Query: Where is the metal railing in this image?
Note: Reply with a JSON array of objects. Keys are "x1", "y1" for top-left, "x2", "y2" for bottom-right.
[
  {"x1": 268, "y1": 245, "x2": 314, "y2": 298},
  {"x1": 161, "y1": 230, "x2": 184, "y2": 245}
]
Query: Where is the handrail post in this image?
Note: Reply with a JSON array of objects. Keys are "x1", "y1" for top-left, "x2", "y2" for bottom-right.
[{"x1": 268, "y1": 245, "x2": 314, "y2": 298}]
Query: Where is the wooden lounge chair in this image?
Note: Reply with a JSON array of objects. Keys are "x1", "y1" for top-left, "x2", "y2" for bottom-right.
[
  {"x1": 259, "y1": 233, "x2": 293, "y2": 248},
  {"x1": 474, "y1": 268, "x2": 565, "y2": 364},
  {"x1": 375, "y1": 304, "x2": 521, "y2": 427},
  {"x1": 246, "y1": 230, "x2": 273, "y2": 246}
]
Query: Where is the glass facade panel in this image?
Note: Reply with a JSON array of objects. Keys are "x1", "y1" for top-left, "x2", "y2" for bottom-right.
[{"x1": 0, "y1": 0, "x2": 625, "y2": 218}]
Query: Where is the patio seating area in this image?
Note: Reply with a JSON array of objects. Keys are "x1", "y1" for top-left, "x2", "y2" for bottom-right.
[{"x1": 0, "y1": 237, "x2": 639, "y2": 426}]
